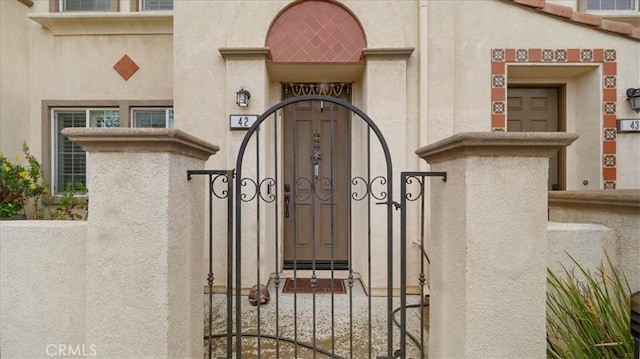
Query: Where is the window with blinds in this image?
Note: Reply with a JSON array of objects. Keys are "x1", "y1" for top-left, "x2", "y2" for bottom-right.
[
  {"x1": 62, "y1": 0, "x2": 112, "y2": 11},
  {"x1": 132, "y1": 108, "x2": 174, "y2": 128},
  {"x1": 587, "y1": 0, "x2": 637, "y2": 11},
  {"x1": 141, "y1": 0, "x2": 173, "y2": 11},
  {"x1": 53, "y1": 109, "x2": 119, "y2": 194}
]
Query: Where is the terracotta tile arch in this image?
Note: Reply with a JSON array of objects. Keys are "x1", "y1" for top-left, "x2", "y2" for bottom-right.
[
  {"x1": 491, "y1": 48, "x2": 618, "y2": 189},
  {"x1": 265, "y1": 0, "x2": 366, "y2": 63}
]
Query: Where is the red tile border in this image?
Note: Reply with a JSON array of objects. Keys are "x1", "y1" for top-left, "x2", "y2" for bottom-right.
[
  {"x1": 567, "y1": 49, "x2": 580, "y2": 62},
  {"x1": 491, "y1": 48, "x2": 617, "y2": 189},
  {"x1": 492, "y1": 114, "x2": 506, "y2": 128},
  {"x1": 603, "y1": 115, "x2": 617, "y2": 128},
  {"x1": 491, "y1": 87, "x2": 506, "y2": 101},
  {"x1": 603, "y1": 141, "x2": 616, "y2": 154},
  {"x1": 529, "y1": 49, "x2": 541, "y2": 62},
  {"x1": 603, "y1": 167, "x2": 616, "y2": 181}
]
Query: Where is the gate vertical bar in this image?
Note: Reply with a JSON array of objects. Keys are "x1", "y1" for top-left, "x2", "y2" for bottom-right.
[
  {"x1": 273, "y1": 109, "x2": 281, "y2": 358},
  {"x1": 256, "y1": 127, "x2": 262, "y2": 357},
  {"x1": 400, "y1": 173, "x2": 408, "y2": 357},
  {"x1": 225, "y1": 170, "x2": 233, "y2": 359},
  {"x1": 207, "y1": 173, "x2": 214, "y2": 358},
  {"x1": 310, "y1": 100, "x2": 318, "y2": 359},
  {"x1": 235, "y1": 166, "x2": 243, "y2": 358}
]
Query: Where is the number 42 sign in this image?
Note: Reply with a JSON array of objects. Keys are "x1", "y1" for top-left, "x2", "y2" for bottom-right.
[{"x1": 230, "y1": 115, "x2": 258, "y2": 130}]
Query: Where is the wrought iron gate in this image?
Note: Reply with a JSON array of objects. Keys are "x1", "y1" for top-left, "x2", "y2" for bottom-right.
[{"x1": 188, "y1": 95, "x2": 444, "y2": 358}]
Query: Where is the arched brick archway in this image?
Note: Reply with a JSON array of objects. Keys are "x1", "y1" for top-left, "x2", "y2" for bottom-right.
[{"x1": 265, "y1": 0, "x2": 366, "y2": 63}]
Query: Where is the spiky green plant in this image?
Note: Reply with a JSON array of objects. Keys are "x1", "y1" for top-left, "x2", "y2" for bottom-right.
[{"x1": 547, "y1": 253, "x2": 633, "y2": 358}]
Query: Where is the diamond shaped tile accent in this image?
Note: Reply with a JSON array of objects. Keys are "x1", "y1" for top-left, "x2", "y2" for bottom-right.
[
  {"x1": 604, "y1": 181, "x2": 616, "y2": 189},
  {"x1": 492, "y1": 101, "x2": 505, "y2": 114},
  {"x1": 113, "y1": 55, "x2": 139, "y2": 81},
  {"x1": 266, "y1": 1, "x2": 365, "y2": 63}
]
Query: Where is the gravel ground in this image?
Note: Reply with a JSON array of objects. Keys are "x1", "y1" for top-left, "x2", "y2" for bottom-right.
[{"x1": 203, "y1": 279, "x2": 429, "y2": 358}]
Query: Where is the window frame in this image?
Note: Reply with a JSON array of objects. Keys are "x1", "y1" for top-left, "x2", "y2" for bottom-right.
[
  {"x1": 43, "y1": 100, "x2": 173, "y2": 196},
  {"x1": 50, "y1": 0, "x2": 118, "y2": 12}
]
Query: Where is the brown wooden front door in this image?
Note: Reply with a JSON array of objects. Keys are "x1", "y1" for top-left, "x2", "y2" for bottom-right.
[
  {"x1": 283, "y1": 92, "x2": 350, "y2": 269},
  {"x1": 507, "y1": 87, "x2": 563, "y2": 190}
]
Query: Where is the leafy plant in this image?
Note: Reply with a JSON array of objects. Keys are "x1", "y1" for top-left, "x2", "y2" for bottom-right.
[
  {"x1": 0, "y1": 143, "x2": 48, "y2": 218},
  {"x1": 547, "y1": 253, "x2": 633, "y2": 358},
  {"x1": 50, "y1": 182, "x2": 88, "y2": 220}
]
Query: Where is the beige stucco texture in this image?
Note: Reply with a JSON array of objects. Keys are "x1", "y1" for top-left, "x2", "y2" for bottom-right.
[
  {"x1": 418, "y1": 132, "x2": 578, "y2": 358},
  {"x1": 0, "y1": 221, "x2": 87, "y2": 358}
]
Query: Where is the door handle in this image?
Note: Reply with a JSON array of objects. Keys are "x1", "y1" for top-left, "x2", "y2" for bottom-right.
[{"x1": 284, "y1": 184, "x2": 291, "y2": 218}]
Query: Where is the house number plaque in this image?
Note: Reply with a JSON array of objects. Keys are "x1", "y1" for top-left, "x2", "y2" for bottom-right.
[
  {"x1": 230, "y1": 115, "x2": 258, "y2": 130},
  {"x1": 617, "y1": 119, "x2": 640, "y2": 133}
]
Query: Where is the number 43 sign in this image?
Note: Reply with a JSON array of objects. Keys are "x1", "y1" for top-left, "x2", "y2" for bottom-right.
[{"x1": 230, "y1": 115, "x2": 258, "y2": 130}]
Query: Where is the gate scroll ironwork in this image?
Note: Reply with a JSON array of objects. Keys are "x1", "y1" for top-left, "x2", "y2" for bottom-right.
[{"x1": 189, "y1": 95, "x2": 444, "y2": 358}]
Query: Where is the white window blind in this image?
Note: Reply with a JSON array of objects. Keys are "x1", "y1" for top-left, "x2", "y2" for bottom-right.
[
  {"x1": 141, "y1": 0, "x2": 173, "y2": 11},
  {"x1": 53, "y1": 109, "x2": 119, "y2": 194},
  {"x1": 132, "y1": 108, "x2": 174, "y2": 128},
  {"x1": 62, "y1": 0, "x2": 111, "y2": 11},
  {"x1": 587, "y1": 0, "x2": 637, "y2": 10}
]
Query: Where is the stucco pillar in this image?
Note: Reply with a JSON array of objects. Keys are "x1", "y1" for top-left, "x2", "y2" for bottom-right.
[
  {"x1": 62, "y1": 128, "x2": 219, "y2": 358},
  {"x1": 416, "y1": 132, "x2": 577, "y2": 358},
  {"x1": 361, "y1": 48, "x2": 414, "y2": 291}
]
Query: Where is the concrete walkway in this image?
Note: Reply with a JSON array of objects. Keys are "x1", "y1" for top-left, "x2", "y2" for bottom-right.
[{"x1": 204, "y1": 278, "x2": 428, "y2": 358}]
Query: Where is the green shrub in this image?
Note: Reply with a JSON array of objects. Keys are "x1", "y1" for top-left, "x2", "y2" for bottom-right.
[{"x1": 547, "y1": 253, "x2": 633, "y2": 358}]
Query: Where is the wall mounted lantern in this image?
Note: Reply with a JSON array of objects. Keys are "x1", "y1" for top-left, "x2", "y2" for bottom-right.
[
  {"x1": 627, "y1": 88, "x2": 640, "y2": 113},
  {"x1": 236, "y1": 87, "x2": 251, "y2": 107}
]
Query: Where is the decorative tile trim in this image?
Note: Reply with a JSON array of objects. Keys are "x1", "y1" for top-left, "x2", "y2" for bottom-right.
[
  {"x1": 604, "y1": 75, "x2": 616, "y2": 88},
  {"x1": 492, "y1": 75, "x2": 506, "y2": 88},
  {"x1": 604, "y1": 128, "x2": 617, "y2": 141},
  {"x1": 580, "y1": 49, "x2": 593, "y2": 62},
  {"x1": 516, "y1": 49, "x2": 529, "y2": 62},
  {"x1": 604, "y1": 102, "x2": 616, "y2": 115},
  {"x1": 490, "y1": 48, "x2": 617, "y2": 189},
  {"x1": 603, "y1": 154, "x2": 616, "y2": 167},
  {"x1": 604, "y1": 49, "x2": 616, "y2": 61}
]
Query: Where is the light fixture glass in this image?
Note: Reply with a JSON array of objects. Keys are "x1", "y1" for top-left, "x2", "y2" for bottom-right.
[
  {"x1": 626, "y1": 88, "x2": 640, "y2": 113},
  {"x1": 236, "y1": 87, "x2": 251, "y2": 107}
]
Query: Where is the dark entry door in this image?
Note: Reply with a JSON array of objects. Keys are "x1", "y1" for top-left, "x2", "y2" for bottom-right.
[
  {"x1": 283, "y1": 90, "x2": 350, "y2": 269},
  {"x1": 507, "y1": 87, "x2": 562, "y2": 190}
]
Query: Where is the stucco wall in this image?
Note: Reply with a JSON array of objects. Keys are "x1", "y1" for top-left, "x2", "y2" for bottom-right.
[
  {"x1": 549, "y1": 190, "x2": 640, "y2": 292},
  {"x1": 0, "y1": 1, "x2": 32, "y2": 159},
  {"x1": 0, "y1": 221, "x2": 87, "y2": 358}
]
